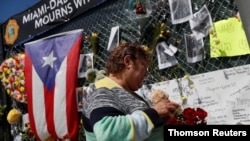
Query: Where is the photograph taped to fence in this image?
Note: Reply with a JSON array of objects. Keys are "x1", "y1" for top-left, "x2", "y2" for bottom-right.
[
  {"x1": 164, "y1": 43, "x2": 178, "y2": 56},
  {"x1": 189, "y1": 5, "x2": 213, "y2": 39},
  {"x1": 184, "y1": 34, "x2": 204, "y2": 63},
  {"x1": 168, "y1": 0, "x2": 193, "y2": 24},
  {"x1": 78, "y1": 53, "x2": 94, "y2": 78},
  {"x1": 156, "y1": 42, "x2": 178, "y2": 69}
]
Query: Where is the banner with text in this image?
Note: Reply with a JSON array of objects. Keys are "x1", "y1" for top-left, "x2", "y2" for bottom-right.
[{"x1": 2, "y1": 0, "x2": 107, "y2": 46}]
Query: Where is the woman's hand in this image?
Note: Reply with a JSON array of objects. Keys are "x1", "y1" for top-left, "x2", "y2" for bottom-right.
[{"x1": 152, "y1": 99, "x2": 180, "y2": 119}]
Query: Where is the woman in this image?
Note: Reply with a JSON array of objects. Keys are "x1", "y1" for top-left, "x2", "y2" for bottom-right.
[{"x1": 83, "y1": 42, "x2": 179, "y2": 141}]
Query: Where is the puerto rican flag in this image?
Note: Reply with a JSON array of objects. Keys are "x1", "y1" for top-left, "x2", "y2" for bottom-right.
[{"x1": 24, "y1": 29, "x2": 83, "y2": 140}]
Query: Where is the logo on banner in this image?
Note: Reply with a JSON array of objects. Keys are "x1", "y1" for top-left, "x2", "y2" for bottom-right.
[{"x1": 4, "y1": 19, "x2": 19, "y2": 45}]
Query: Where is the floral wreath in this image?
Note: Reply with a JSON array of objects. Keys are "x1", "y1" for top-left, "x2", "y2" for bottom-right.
[{"x1": 0, "y1": 53, "x2": 26, "y2": 103}]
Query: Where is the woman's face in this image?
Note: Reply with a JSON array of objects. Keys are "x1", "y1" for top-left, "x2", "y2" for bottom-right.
[{"x1": 126, "y1": 58, "x2": 148, "y2": 91}]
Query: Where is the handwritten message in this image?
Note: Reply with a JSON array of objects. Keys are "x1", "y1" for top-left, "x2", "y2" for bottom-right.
[
  {"x1": 210, "y1": 17, "x2": 250, "y2": 58},
  {"x1": 142, "y1": 64, "x2": 250, "y2": 124}
]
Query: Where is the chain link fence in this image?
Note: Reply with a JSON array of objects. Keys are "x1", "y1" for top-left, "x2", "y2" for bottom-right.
[{"x1": 4, "y1": 0, "x2": 248, "y2": 85}]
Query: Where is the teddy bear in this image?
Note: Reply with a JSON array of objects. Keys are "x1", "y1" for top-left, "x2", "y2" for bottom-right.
[
  {"x1": 150, "y1": 89, "x2": 169, "y2": 105},
  {"x1": 76, "y1": 69, "x2": 106, "y2": 110},
  {"x1": 150, "y1": 89, "x2": 185, "y2": 125},
  {"x1": 85, "y1": 68, "x2": 106, "y2": 84}
]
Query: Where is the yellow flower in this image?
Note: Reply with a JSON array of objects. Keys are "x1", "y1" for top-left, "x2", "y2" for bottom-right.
[
  {"x1": 121, "y1": 40, "x2": 127, "y2": 45},
  {"x1": 160, "y1": 23, "x2": 165, "y2": 28},
  {"x1": 20, "y1": 72, "x2": 24, "y2": 78},
  {"x1": 21, "y1": 54, "x2": 25, "y2": 58},
  {"x1": 183, "y1": 74, "x2": 190, "y2": 79},
  {"x1": 14, "y1": 80, "x2": 19, "y2": 86},
  {"x1": 181, "y1": 95, "x2": 188, "y2": 103},
  {"x1": 9, "y1": 58, "x2": 14, "y2": 62},
  {"x1": 166, "y1": 29, "x2": 171, "y2": 35},
  {"x1": 188, "y1": 79, "x2": 195, "y2": 89},
  {"x1": 91, "y1": 32, "x2": 98, "y2": 38},
  {"x1": 189, "y1": 84, "x2": 195, "y2": 89},
  {"x1": 20, "y1": 86, "x2": 25, "y2": 92},
  {"x1": 6, "y1": 69, "x2": 11, "y2": 74},
  {"x1": 143, "y1": 45, "x2": 150, "y2": 52}
]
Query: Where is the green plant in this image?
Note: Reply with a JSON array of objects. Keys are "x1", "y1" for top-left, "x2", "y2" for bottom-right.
[{"x1": 0, "y1": 105, "x2": 7, "y2": 121}]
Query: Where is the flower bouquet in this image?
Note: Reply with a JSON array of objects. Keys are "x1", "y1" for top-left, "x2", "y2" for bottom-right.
[{"x1": 166, "y1": 107, "x2": 208, "y2": 125}]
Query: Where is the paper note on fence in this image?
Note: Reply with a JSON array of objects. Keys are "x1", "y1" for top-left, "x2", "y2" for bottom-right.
[{"x1": 210, "y1": 17, "x2": 250, "y2": 58}]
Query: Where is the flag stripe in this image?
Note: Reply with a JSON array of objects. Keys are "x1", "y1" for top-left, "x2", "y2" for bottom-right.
[
  {"x1": 25, "y1": 53, "x2": 40, "y2": 140},
  {"x1": 66, "y1": 37, "x2": 82, "y2": 139},
  {"x1": 34, "y1": 67, "x2": 51, "y2": 140},
  {"x1": 54, "y1": 57, "x2": 68, "y2": 138},
  {"x1": 44, "y1": 85, "x2": 57, "y2": 138}
]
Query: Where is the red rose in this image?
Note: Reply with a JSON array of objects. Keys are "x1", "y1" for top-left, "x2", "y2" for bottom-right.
[
  {"x1": 165, "y1": 107, "x2": 208, "y2": 125},
  {"x1": 182, "y1": 107, "x2": 196, "y2": 121},
  {"x1": 196, "y1": 108, "x2": 207, "y2": 120},
  {"x1": 166, "y1": 116, "x2": 179, "y2": 125},
  {"x1": 185, "y1": 119, "x2": 197, "y2": 125}
]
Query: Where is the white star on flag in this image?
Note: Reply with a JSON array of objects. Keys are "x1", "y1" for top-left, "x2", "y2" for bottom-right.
[{"x1": 42, "y1": 51, "x2": 57, "y2": 68}]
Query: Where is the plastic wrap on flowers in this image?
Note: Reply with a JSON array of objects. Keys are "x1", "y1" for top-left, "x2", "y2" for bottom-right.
[
  {"x1": 0, "y1": 54, "x2": 26, "y2": 103},
  {"x1": 125, "y1": 0, "x2": 152, "y2": 29}
]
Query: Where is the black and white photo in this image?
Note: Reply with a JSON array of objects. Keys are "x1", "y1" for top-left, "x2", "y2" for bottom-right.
[
  {"x1": 169, "y1": 0, "x2": 193, "y2": 24},
  {"x1": 78, "y1": 53, "x2": 94, "y2": 78},
  {"x1": 184, "y1": 34, "x2": 204, "y2": 63},
  {"x1": 156, "y1": 42, "x2": 178, "y2": 69},
  {"x1": 164, "y1": 43, "x2": 178, "y2": 56},
  {"x1": 189, "y1": 5, "x2": 213, "y2": 39}
]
